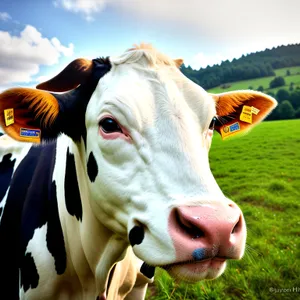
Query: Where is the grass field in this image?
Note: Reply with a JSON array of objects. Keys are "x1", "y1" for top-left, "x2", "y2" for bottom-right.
[
  {"x1": 208, "y1": 66, "x2": 300, "y2": 94},
  {"x1": 147, "y1": 119, "x2": 300, "y2": 300}
]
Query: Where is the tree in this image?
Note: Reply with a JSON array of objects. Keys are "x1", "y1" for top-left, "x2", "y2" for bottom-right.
[
  {"x1": 276, "y1": 89, "x2": 290, "y2": 102},
  {"x1": 257, "y1": 85, "x2": 264, "y2": 92},
  {"x1": 269, "y1": 76, "x2": 285, "y2": 88},
  {"x1": 267, "y1": 91, "x2": 275, "y2": 98},
  {"x1": 267, "y1": 106, "x2": 280, "y2": 120},
  {"x1": 286, "y1": 69, "x2": 291, "y2": 76},
  {"x1": 289, "y1": 90, "x2": 300, "y2": 109},
  {"x1": 295, "y1": 108, "x2": 300, "y2": 119},
  {"x1": 278, "y1": 100, "x2": 295, "y2": 119}
]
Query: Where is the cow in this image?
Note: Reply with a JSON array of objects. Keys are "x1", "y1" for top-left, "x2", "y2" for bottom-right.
[{"x1": 0, "y1": 44, "x2": 277, "y2": 300}]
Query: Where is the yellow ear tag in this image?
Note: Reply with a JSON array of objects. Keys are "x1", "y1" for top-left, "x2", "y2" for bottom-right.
[
  {"x1": 240, "y1": 105, "x2": 252, "y2": 124},
  {"x1": 4, "y1": 108, "x2": 14, "y2": 126},
  {"x1": 251, "y1": 106, "x2": 260, "y2": 115},
  {"x1": 220, "y1": 122, "x2": 241, "y2": 138}
]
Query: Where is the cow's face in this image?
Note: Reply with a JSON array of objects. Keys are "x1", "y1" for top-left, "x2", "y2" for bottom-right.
[
  {"x1": 82, "y1": 51, "x2": 276, "y2": 282},
  {"x1": 0, "y1": 45, "x2": 277, "y2": 282}
]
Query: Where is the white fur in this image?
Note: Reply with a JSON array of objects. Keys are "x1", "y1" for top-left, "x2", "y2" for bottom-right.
[{"x1": 1, "y1": 47, "x2": 246, "y2": 299}]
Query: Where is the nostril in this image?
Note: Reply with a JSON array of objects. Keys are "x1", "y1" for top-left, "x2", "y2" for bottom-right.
[
  {"x1": 175, "y1": 209, "x2": 205, "y2": 239},
  {"x1": 231, "y1": 214, "x2": 243, "y2": 234}
]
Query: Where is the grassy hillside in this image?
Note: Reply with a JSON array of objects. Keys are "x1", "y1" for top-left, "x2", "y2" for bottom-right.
[
  {"x1": 208, "y1": 66, "x2": 300, "y2": 94},
  {"x1": 147, "y1": 119, "x2": 300, "y2": 300}
]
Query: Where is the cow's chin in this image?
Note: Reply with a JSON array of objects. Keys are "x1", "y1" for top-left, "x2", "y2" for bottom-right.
[{"x1": 164, "y1": 259, "x2": 227, "y2": 283}]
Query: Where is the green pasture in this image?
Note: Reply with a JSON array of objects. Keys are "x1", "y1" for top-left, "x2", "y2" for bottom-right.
[
  {"x1": 208, "y1": 66, "x2": 300, "y2": 94},
  {"x1": 147, "y1": 119, "x2": 300, "y2": 300}
]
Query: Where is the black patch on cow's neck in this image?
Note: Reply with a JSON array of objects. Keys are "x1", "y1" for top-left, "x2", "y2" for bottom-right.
[
  {"x1": 0, "y1": 141, "x2": 68, "y2": 296},
  {"x1": 65, "y1": 147, "x2": 83, "y2": 221},
  {"x1": 0, "y1": 153, "x2": 16, "y2": 203},
  {"x1": 19, "y1": 143, "x2": 57, "y2": 251},
  {"x1": 140, "y1": 262, "x2": 155, "y2": 279},
  {"x1": 87, "y1": 151, "x2": 98, "y2": 182},
  {"x1": 0, "y1": 145, "x2": 42, "y2": 297},
  {"x1": 20, "y1": 253, "x2": 39, "y2": 291},
  {"x1": 46, "y1": 181, "x2": 67, "y2": 274},
  {"x1": 129, "y1": 226, "x2": 145, "y2": 246}
]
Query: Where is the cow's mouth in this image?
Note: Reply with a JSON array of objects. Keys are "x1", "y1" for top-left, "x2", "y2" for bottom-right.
[{"x1": 160, "y1": 257, "x2": 227, "y2": 282}]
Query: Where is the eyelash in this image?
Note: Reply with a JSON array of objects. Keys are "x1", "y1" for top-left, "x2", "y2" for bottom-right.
[{"x1": 209, "y1": 117, "x2": 217, "y2": 130}]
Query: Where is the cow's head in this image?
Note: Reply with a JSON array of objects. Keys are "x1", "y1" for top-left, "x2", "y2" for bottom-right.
[{"x1": 0, "y1": 45, "x2": 277, "y2": 282}]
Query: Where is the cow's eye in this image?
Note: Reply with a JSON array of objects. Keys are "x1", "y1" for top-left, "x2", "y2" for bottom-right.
[
  {"x1": 209, "y1": 117, "x2": 217, "y2": 130},
  {"x1": 99, "y1": 117, "x2": 122, "y2": 133}
]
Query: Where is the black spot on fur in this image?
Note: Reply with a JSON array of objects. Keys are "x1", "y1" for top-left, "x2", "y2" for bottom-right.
[
  {"x1": 20, "y1": 143, "x2": 57, "y2": 252},
  {"x1": 0, "y1": 142, "x2": 58, "y2": 296},
  {"x1": 0, "y1": 153, "x2": 16, "y2": 203},
  {"x1": 0, "y1": 145, "x2": 43, "y2": 297},
  {"x1": 129, "y1": 226, "x2": 144, "y2": 246},
  {"x1": 107, "y1": 264, "x2": 116, "y2": 294},
  {"x1": 65, "y1": 147, "x2": 82, "y2": 221},
  {"x1": 20, "y1": 252, "x2": 39, "y2": 292},
  {"x1": 140, "y1": 262, "x2": 155, "y2": 279},
  {"x1": 87, "y1": 151, "x2": 98, "y2": 182},
  {"x1": 46, "y1": 181, "x2": 67, "y2": 274}
]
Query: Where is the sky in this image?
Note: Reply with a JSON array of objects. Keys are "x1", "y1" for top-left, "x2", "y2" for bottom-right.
[{"x1": 0, "y1": 0, "x2": 299, "y2": 91}]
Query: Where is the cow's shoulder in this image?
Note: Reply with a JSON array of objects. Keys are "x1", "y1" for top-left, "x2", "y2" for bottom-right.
[
  {"x1": 0, "y1": 135, "x2": 32, "y2": 216},
  {"x1": 0, "y1": 138, "x2": 67, "y2": 297}
]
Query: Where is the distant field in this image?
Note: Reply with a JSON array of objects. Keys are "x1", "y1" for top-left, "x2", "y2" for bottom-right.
[
  {"x1": 147, "y1": 119, "x2": 300, "y2": 300},
  {"x1": 208, "y1": 66, "x2": 300, "y2": 94}
]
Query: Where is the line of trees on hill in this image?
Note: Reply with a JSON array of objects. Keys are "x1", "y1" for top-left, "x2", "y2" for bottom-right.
[
  {"x1": 181, "y1": 44, "x2": 300, "y2": 90},
  {"x1": 266, "y1": 89, "x2": 300, "y2": 120}
]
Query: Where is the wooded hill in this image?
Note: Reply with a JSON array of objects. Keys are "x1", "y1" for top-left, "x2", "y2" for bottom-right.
[{"x1": 181, "y1": 44, "x2": 300, "y2": 90}]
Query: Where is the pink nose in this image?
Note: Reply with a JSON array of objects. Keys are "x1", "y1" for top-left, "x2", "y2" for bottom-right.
[{"x1": 169, "y1": 202, "x2": 246, "y2": 261}]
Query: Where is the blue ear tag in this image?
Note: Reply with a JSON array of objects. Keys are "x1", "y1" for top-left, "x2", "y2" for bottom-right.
[
  {"x1": 20, "y1": 128, "x2": 41, "y2": 138},
  {"x1": 220, "y1": 121, "x2": 241, "y2": 138}
]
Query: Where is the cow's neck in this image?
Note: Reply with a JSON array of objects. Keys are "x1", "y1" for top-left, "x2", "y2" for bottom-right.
[{"x1": 55, "y1": 135, "x2": 129, "y2": 297}]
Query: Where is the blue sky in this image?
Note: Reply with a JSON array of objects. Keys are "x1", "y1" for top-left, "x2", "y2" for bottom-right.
[{"x1": 0, "y1": 0, "x2": 299, "y2": 91}]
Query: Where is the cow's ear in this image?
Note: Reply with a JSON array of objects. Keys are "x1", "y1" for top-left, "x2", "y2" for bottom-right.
[
  {"x1": 36, "y1": 58, "x2": 93, "y2": 92},
  {"x1": 210, "y1": 90, "x2": 277, "y2": 139},
  {"x1": 174, "y1": 58, "x2": 184, "y2": 68},
  {"x1": 0, "y1": 58, "x2": 96, "y2": 143},
  {"x1": 0, "y1": 88, "x2": 60, "y2": 143}
]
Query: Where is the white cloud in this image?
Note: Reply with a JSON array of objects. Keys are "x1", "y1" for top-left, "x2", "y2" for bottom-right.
[
  {"x1": 54, "y1": 0, "x2": 107, "y2": 21},
  {"x1": 54, "y1": 0, "x2": 300, "y2": 67},
  {"x1": 0, "y1": 12, "x2": 11, "y2": 21},
  {"x1": 185, "y1": 52, "x2": 228, "y2": 69},
  {"x1": 51, "y1": 37, "x2": 74, "y2": 56},
  {"x1": 0, "y1": 25, "x2": 74, "y2": 85}
]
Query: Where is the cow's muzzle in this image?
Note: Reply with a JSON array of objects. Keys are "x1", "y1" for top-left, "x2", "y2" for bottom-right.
[{"x1": 167, "y1": 201, "x2": 246, "y2": 281}]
